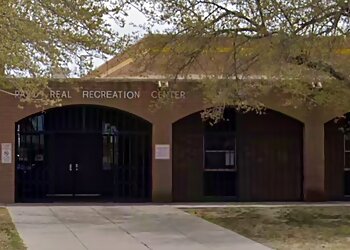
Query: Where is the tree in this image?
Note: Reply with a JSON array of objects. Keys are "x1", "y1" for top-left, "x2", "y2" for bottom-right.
[
  {"x1": 125, "y1": 0, "x2": 350, "y2": 121},
  {"x1": 0, "y1": 0, "x2": 127, "y2": 105}
]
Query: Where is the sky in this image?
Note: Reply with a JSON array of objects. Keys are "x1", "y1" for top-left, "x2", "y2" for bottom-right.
[{"x1": 91, "y1": 7, "x2": 160, "y2": 71}]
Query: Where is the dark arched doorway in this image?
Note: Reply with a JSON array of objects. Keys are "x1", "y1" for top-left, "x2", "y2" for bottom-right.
[
  {"x1": 15, "y1": 105, "x2": 152, "y2": 202},
  {"x1": 325, "y1": 115, "x2": 350, "y2": 200},
  {"x1": 172, "y1": 108, "x2": 303, "y2": 201}
]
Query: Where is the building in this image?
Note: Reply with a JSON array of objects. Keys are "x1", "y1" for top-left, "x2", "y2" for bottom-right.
[{"x1": 0, "y1": 37, "x2": 349, "y2": 203}]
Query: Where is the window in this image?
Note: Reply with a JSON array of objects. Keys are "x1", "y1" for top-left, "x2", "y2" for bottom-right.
[
  {"x1": 102, "y1": 120, "x2": 119, "y2": 171},
  {"x1": 102, "y1": 136, "x2": 114, "y2": 170},
  {"x1": 17, "y1": 134, "x2": 45, "y2": 172},
  {"x1": 344, "y1": 134, "x2": 350, "y2": 196},
  {"x1": 204, "y1": 133, "x2": 236, "y2": 170},
  {"x1": 203, "y1": 109, "x2": 237, "y2": 197}
]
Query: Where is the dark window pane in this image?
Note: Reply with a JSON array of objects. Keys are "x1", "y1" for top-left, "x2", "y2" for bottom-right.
[
  {"x1": 31, "y1": 116, "x2": 38, "y2": 131},
  {"x1": 205, "y1": 151, "x2": 235, "y2": 169},
  {"x1": 205, "y1": 134, "x2": 235, "y2": 150},
  {"x1": 204, "y1": 171, "x2": 236, "y2": 196},
  {"x1": 345, "y1": 134, "x2": 350, "y2": 151},
  {"x1": 345, "y1": 152, "x2": 350, "y2": 169},
  {"x1": 37, "y1": 115, "x2": 44, "y2": 131},
  {"x1": 345, "y1": 171, "x2": 350, "y2": 195},
  {"x1": 102, "y1": 135, "x2": 114, "y2": 170}
]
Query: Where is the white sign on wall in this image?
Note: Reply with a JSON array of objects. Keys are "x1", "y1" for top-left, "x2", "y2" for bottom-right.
[
  {"x1": 1, "y1": 143, "x2": 12, "y2": 164},
  {"x1": 155, "y1": 144, "x2": 170, "y2": 160}
]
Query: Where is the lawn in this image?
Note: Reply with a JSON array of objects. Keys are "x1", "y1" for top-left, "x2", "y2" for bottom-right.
[
  {"x1": 185, "y1": 206, "x2": 350, "y2": 250},
  {"x1": 0, "y1": 208, "x2": 26, "y2": 250}
]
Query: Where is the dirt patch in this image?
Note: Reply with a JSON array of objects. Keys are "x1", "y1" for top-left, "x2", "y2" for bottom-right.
[
  {"x1": 185, "y1": 206, "x2": 350, "y2": 250},
  {"x1": 0, "y1": 208, "x2": 26, "y2": 250}
]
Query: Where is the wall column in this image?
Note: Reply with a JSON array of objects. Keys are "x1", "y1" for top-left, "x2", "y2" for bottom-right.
[
  {"x1": 152, "y1": 119, "x2": 172, "y2": 202},
  {"x1": 0, "y1": 95, "x2": 16, "y2": 203},
  {"x1": 303, "y1": 120, "x2": 326, "y2": 201}
]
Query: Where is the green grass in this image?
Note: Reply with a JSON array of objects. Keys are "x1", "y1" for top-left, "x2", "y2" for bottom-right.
[
  {"x1": 185, "y1": 206, "x2": 350, "y2": 250},
  {"x1": 0, "y1": 208, "x2": 26, "y2": 250}
]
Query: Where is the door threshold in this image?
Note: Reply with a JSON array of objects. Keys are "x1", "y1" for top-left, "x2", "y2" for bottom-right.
[
  {"x1": 46, "y1": 194, "x2": 102, "y2": 197},
  {"x1": 75, "y1": 194, "x2": 101, "y2": 197},
  {"x1": 46, "y1": 194, "x2": 73, "y2": 197}
]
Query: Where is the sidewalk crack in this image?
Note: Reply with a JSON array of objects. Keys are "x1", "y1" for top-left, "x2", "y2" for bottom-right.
[
  {"x1": 48, "y1": 207, "x2": 89, "y2": 250},
  {"x1": 90, "y1": 207, "x2": 152, "y2": 250}
]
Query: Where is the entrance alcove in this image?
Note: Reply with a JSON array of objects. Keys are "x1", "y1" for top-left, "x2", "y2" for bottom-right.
[
  {"x1": 325, "y1": 114, "x2": 350, "y2": 200},
  {"x1": 172, "y1": 108, "x2": 304, "y2": 202},
  {"x1": 15, "y1": 105, "x2": 152, "y2": 202}
]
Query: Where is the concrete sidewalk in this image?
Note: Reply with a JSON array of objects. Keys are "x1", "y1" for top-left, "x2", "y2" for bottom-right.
[{"x1": 8, "y1": 205, "x2": 270, "y2": 250}]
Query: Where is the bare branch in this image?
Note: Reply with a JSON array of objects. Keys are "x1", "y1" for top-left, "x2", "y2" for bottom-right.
[
  {"x1": 287, "y1": 54, "x2": 348, "y2": 82},
  {"x1": 197, "y1": 1, "x2": 260, "y2": 28}
]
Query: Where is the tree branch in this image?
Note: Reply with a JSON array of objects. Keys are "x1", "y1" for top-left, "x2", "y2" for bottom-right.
[
  {"x1": 197, "y1": 1, "x2": 260, "y2": 28},
  {"x1": 255, "y1": 0, "x2": 266, "y2": 28},
  {"x1": 287, "y1": 54, "x2": 348, "y2": 82},
  {"x1": 295, "y1": 4, "x2": 344, "y2": 34},
  {"x1": 0, "y1": 88, "x2": 16, "y2": 96}
]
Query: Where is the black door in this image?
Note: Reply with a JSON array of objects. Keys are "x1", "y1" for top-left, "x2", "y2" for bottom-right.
[
  {"x1": 52, "y1": 134, "x2": 76, "y2": 197},
  {"x1": 74, "y1": 133, "x2": 112, "y2": 198},
  {"x1": 52, "y1": 133, "x2": 111, "y2": 199}
]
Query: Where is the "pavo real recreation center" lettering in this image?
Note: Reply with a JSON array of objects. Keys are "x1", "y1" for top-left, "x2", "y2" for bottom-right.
[{"x1": 15, "y1": 89, "x2": 186, "y2": 100}]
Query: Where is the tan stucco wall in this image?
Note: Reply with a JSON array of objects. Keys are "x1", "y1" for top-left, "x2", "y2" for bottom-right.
[{"x1": 0, "y1": 80, "x2": 343, "y2": 203}]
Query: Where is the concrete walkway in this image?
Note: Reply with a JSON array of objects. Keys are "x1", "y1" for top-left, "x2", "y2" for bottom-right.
[{"x1": 8, "y1": 205, "x2": 270, "y2": 250}]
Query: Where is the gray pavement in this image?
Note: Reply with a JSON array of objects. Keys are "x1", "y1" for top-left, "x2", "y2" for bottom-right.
[{"x1": 8, "y1": 205, "x2": 270, "y2": 250}]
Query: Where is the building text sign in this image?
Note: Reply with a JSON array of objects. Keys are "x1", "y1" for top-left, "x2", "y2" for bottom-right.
[
  {"x1": 14, "y1": 89, "x2": 186, "y2": 100},
  {"x1": 155, "y1": 144, "x2": 170, "y2": 160},
  {"x1": 1, "y1": 143, "x2": 12, "y2": 164}
]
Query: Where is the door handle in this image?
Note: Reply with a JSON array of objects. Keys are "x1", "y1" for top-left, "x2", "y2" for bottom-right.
[
  {"x1": 69, "y1": 164, "x2": 72, "y2": 172},
  {"x1": 75, "y1": 163, "x2": 79, "y2": 172}
]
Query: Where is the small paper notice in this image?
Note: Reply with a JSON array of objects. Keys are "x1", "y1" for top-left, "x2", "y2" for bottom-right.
[
  {"x1": 1, "y1": 143, "x2": 12, "y2": 164},
  {"x1": 155, "y1": 144, "x2": 170, "y2": 160}
]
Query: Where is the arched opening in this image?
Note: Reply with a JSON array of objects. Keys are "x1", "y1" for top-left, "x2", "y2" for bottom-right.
[
  {"x1": 325, "y1": 114, "x2": 350, "y2": 200},
  {"x1": 15, "y1": 105, "x2": 152, "y2": 202},
  {"x1": 172, "y1": 108, "x2": 303, "y2": 202}
]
